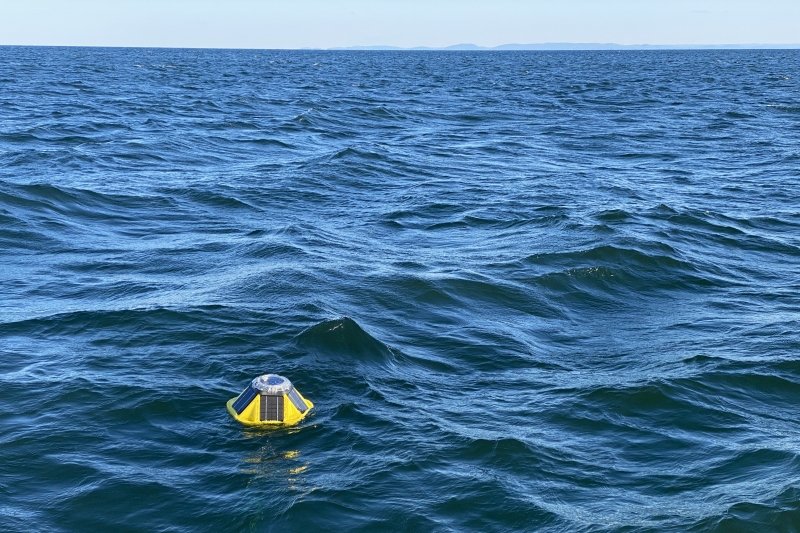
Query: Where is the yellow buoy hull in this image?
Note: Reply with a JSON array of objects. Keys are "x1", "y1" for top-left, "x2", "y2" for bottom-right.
[{"x1": 227, "y1": 374, "x2": 313, "y2": 427}]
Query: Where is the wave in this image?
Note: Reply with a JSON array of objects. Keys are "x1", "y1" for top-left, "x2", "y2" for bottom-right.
[
  {"x1": 521, "y1": 243, "x2": 726, "y2": 293},
  {"x1": 295, "y1": 317, "x2": 399, "y2": 364},
  {"x1": 0, "y1": 305, "x2": 255, "y2": 342}
]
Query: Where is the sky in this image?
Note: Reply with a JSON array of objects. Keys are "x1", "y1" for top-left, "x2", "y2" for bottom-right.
[{"x1": 2, "y1": 0, "x2": 799, "y2": 49}]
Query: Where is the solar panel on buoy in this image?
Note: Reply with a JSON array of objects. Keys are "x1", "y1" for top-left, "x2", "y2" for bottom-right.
[
  {"x1": 287, "y1": 388, "x2": 308, "y2": 413},
  {"x1": 232, "y1": 385, "x2": 258, "y2": 414},
  {"x1": 260, "y1": 395, "x2": 284, "y2": 422}
]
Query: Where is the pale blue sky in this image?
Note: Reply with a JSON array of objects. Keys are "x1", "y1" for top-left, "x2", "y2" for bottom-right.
[{"x1": 2, "y1": 0, "x2": 799, "y2": 48}]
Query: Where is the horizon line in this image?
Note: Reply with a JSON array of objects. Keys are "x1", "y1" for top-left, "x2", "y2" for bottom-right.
[{"x1": 2, "y1": 42, "x2": 800, "y2": 51}]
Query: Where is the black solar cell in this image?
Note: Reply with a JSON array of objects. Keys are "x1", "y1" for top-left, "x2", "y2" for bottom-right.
[
  {"x1": 287, "y1": 388, "x2": 308, "y2": 413},
  {"x1": 260, "y1": 394, "x2": 284, "y2": 422},
  {"x1": 232, "y1": 385, "x2": 258, "y2": 414}
]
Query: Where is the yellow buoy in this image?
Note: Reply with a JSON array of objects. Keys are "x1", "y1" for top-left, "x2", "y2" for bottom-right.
[{"x1": 226, "y1": 374, "x2": 313, "y2": 427}]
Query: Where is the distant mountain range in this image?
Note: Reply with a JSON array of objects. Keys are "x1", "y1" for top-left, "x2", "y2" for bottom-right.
[{"x1": 330, "y1": 43, "x2": 800, "y2": 51}]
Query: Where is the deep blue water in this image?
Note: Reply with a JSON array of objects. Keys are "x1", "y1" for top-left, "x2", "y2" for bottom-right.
[{"x1": 1, "y1": 46, "x2": 800, "y2": 532}]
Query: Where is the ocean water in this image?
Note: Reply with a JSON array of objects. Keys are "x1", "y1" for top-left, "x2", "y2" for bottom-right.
[{"x1": 1, "y1": 46, "x2": 799, "y2": 532}]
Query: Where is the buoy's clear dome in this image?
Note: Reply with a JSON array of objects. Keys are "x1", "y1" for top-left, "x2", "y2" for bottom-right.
[{"x1": 251, "y1": 374, "x2": 293, "y2": 394}]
